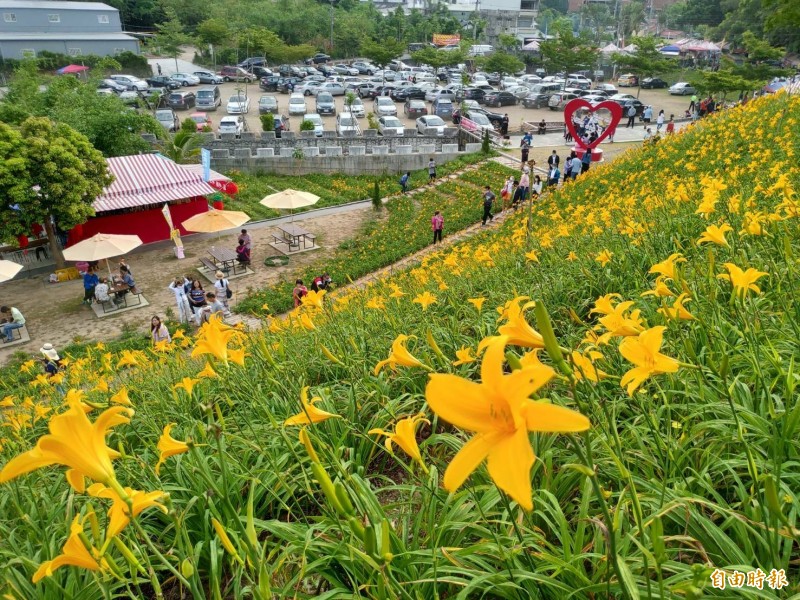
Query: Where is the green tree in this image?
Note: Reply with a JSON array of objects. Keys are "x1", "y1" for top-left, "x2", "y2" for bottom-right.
[
  {"x1": 763, "y1": 0, "x2": 800, "y2": 34},
  {"x1": 156, "y1": 128, "x2": 203, "y2": 164},
  {"x1": 541, "y1": 0, "x2": 569, "y2": 14},
  {"x1": 360, "y1": 38, "x2": 406, "y2": 70},
  {"x1": 0, "y1": 118, "x2": 113, "y2": 267},
  {"x1": 196, "y1": 18, "x2": 231, "y2": 47},
  {"x1": 480, "y1": 52, "x2": 525, "y2": 76},
  {"x1": 154, "y1": 8, "x2": 191, "y2": 73},
  {"x1": 690, "y1": 69, "x2": 753, "y2": 97},
  {"x1": 539, "y1": 21, "x2": 599, "y2": 87},
  {"x1": 411, "y1": 47, "x2": 466, "y2": 70},
  {"x1": 620, "y1": 1, "x2": 647, "y2": 40},
  {"x1": 612, "y1": 36, "x2": 678, "y2": 97}
]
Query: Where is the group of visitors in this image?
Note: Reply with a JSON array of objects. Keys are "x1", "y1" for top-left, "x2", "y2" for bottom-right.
[
  {"x1": 82, "y1": 260, "x2": 138, "y2": 308},
  {"x1": 236, "y1": 229, "x2": 252, "y2": 266},
  {"x1": 168, "y1": 271, "x2": 231, "y2": 326},
  {"x1": 293, "y1": 272, "x2": 333, "y2": 307}
]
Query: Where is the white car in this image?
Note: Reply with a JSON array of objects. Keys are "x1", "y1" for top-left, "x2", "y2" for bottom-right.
[
  {"x1": 288, "y1": 93, "x2": 307, "y2": 115},
  {"x1": 378, "y1": 116, "x2": 404, "y2": 136},
  {"x1": 226, "y1": 94, "x2": 250, "y2": 114},
  {"x1": 425, "y1": 88, "x2": 446, "y2": 102},
  {"x1": 374, "y1": 97, "x2": 397, "y2": 116},
  {"x1": 416, "y1": 115, "x2": 446, "y2": 136},
  {"x1": 302, "y1": 113, "x2": 324, "y2": 137},
  {"x1": 567, "y1": 74, "x2": 592, "y2": 89},
  {"x1": 110, "y1": 74, "x2": 148, "y2": 91},
  {"x1": 171, "y1": 72, "x2": 201, "y2": 86},
  {"x1": 670, "y1": 82, "x2": 696, "y2": 95},
  {"x1": 296, "y1": 80, "x2": 321, "y2": 96},
  {"x1": 415, "y1": 81, "x2": 438, "y2": 93},
  {"x1": 464, "y1": 111, "x2": 493, "y2": 131},
  {"x1": 347, "y1": 97, "x2": 365, "y2": 118},
  {"x1": 218, "y1": 115, "x2": 244, "y2": 136},
  {"x1": 315, "y1": 82, "x2": 346, "y2": 96},
  {"x1": 500, "y1": 77, "x2": 522, "y2": 89},
  {"x1": 336, "y1": 112, "x2": 359, "y2": 136}
]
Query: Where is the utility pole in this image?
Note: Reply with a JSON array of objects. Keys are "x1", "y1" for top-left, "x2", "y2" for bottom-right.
[{"x1": 330, "y1": 0, "x2": 335, "y2": 54}]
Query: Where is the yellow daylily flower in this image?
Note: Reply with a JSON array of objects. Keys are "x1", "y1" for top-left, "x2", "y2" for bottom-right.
[
  {"x1": 228, "y1": 347, "x2": 246, "y2": 366},
  {"x1": 590, "y1": 293, "x2": 624, "y2": 316},
  {"x1": 373, "y1": 334, "x2": 429, "y2": 375},
  {"x1": 197, "y1": 362, "x2": 218, "y2": 378},
  {"x1": 619, "y1": 326, "x2": 680, "y2": 396},
  {"x1": 570, "y1": 351, "x2": 608, "y2": 382},
  {"x1": 109, "y1": 388, "x2": 132, "y2": 406},
  {"x1": 519, "y1": 349, "x2": 547, "y2": 370},
  {"x1": 366, "y1": 296, "x2": 386, "y2": 310},
  {"x1": 413, "y1": 291, "x2": 438, "y2": 311},
  {"x1": 467, "y1": 297, "x2": 486, "y2": 311},
  {"x1": 92, "y1": 378, "x2": 109, "y2": 393},
  {"x1": 191, "y1": 315, "x2": 236, "y2": 364},
  {"x1": 641, "y1": 276, "x2": 676, "y2": 298},
  {"x1": 595, "y1": 301, "x2": 646, "y2": 343},
  {"x1": 369, "y1": 413, "x2": 430, "y2": 472},
  {"x1": 697, "y1": 223, "x2": 732, "y2": 247},
  {"x1": 87, "y1": 483, "x2": 167, "y2": 538},
  {"x1": 117, "y1": 350, "x2": 142, "y2": 369},
  {"x1": 19, "y1": 360, "x2": 37, "y2": 374},
  {"x1": 301, "y1": 290, "x2": 326, "y2": 310},
  {"x1": 595, "y1": 250, "x2": 613, "y2": 267},
  {"x1": 452, "y1": 347, "x2": 477, "y2": 366},
  {"x1": 648, "y1": 253, "x2": 685, "y2": 280},
  {"x1": 657, "y1": 293, "x2": 695, "y2": 321},
  {"x1": 32, "y1": 516, "x2": 104, "y2": 583},
  {"x1": 717, "y1": 263, "x2": 768, "y2": 298},
  {"x1": 525, "y1": 250, "x2": 540, "y2": 263},
  {"x1": 0, "y1": 395, "x2": 15, "y2": 408},
  {"x1": 496, "y1": 296, "x2": 544, "y2": 349},
  {"x1": 426, "y1": 336, "x2": 590, "y2": 511},
  {"x1": 172, "y1": 329, "x2": 186, "y2": 340},
  {"x1": 0, "y1": 398, "x2": 132, "y2": 493},
  {"x1": 173, "y1": 377, "x2": 200, "y2": 397},
  {"x1": 567, "y1": 251, "x2": 578, "y2": 261},
  {"x1": 388, "y1": 284, "x2": 405, "y2": 298},
  {"x1": 284, "y1": 387, "x2": 340, "y2": 426},
  {"x1": 155, "y1": 423, "x2": 190, "y2": 475}
]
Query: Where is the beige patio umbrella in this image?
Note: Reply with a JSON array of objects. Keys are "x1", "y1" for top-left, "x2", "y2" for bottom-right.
[
  {"x1": 181, "y1": 208, "x2": 251, "y2": 233},
  {"x1": 260, "y1": 189, "x2": 320, "y2": 222},
  {"x1": 0, "y1": 260, "x2": 23, "y2": 283},
  {"x1": 62, "y1": 233, "x2": 143, "y2": 275}
]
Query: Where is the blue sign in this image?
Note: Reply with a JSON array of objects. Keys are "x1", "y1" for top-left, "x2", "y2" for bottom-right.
[{"x1": 200, "y1": 148, "x2": 211, "y2": 182}]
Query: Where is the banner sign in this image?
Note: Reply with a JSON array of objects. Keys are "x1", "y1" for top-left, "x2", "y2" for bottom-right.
[
  {"x1": 200, "y1": 148, "x2": 211, "y2": 182},
  {"x1": 461, "y1": 117, "x2": 479, "y2": 133},
  {"x1": 433, "y1": 34, "x2": 460, "y2": 47}
]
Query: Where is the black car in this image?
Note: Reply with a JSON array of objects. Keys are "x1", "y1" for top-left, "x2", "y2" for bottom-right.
[
  {"x1": 147, "y1": 76, "x2": 181, "y2": 90},
  {"x1": 463, "y1": 87, "x2": 487, "y2": 102},
  {"x1": 485, "y1": 72, "x2": 501, "y2": 85},
  {"x1": 617, "y1": 99, "x2": 645, "y2": 116},
  {"x1": 368, "y1": 85, "x2": 389, "y2": 99},
  {"x1": 306, "y1": 53, "x2": 330, "y2": 65},
  {"x1": 357, "y1": 82, "x2": 379, "y2": 98},
  {"x1": 470, "y1": 107, "x2": 504, "y2": 127},
  {"x1": 167, "y1": 91, "x2": 196, "y2": 110},
  {"x1": 391, "y1": 86, "x2": 426, "y2": 101},
  {"x1": 317, "y1": 65, "x2": 335, "y2": 77},
  {"x1": 482, "y1": 91, "x2": 517, "y2": 107},
  {"x1": 239, "y1": 57, "x2": 267, "y2": 68},
  {"x1": 278, "y1": 65, "x2": 304, "y2": 78},
  {"x1": 640, "y1": 77, "x2": 669, "y2": 89},
  {"x1": 251, "y1": 66, "x2": 273, "y2": 79},
  {"x1": 260, "y1": 75, "x2": 281, "y2": 92}
]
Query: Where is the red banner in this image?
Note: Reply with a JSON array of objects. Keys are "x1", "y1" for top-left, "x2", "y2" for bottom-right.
[{"x1": 433, "y1": 34, "x2": 460, "y2": 47}]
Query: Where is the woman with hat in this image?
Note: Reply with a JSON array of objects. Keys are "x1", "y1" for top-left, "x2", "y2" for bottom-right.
[
  {"x1": 213, "y1": 271, "x2": 232, "y2": 316},
  {"x1": 40, "y1": 343, "x2": 61, "y2": 376}
]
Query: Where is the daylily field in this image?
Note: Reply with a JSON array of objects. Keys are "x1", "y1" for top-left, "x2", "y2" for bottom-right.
[{"x1": 1, "y1": 93, "x2": 799, "y2": 599}]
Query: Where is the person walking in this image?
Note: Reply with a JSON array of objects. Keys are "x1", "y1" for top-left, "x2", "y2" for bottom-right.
[
  {"x1": 481, "y1": 186, "x2": 495, "y2": 226},
  {"x1": 500, "y1": 113, "x2": 509, "y2": 136},
  {"x1": 431, "y1": 211, "x2": 444, "y2": 244},
  {"x1": 428, "y1": 157, "x2": 436, "y2": 182},
  {"x1": 656, "y1": 109, "x2": 665, "y2": 132},
  {"x1": 240, "y1": 229, "x2": 252, "y2": 250},
  {"x1": 520, "y1": 135, "x2": 531, "y2": 165},
  {"x1": 548, "y1": 165, "x2": 561, "y2": 187},
  {"x1": 564, "y1": 153, "x2": 574, "y2": 180},
  {"x1": 214, "y1": 271, "x2": 233, "y2": 316},
  {"x1": 547, "y1": 150, "x2": 560, "y2": 169},
  {"x1": 157, "y1": 63, "x2": 162, "y2": 76},
  {"x1": 666, "y1": 114, "x2": 675, "y2": 134},
  {"x1": 518, "y1": 168, "x2": 530, "y2": 205},
  {"x1": 399, "y1": 172, "x2": 410, "y2": 194},
  {"x1": 689, "y1": 94, "x2": 698, "y2": 113},
  {"x1": 501, "y1": 175, "x2": 514, "y2": 210},
  {"x1": 626, "y1": 104, "x2": 637, "y2": 128}
]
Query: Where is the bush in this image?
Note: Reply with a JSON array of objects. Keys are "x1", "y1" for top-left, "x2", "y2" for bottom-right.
[
  {"x1": 366, "y1": 111, "x2": 379, "y2": 130},
  {"x1": 371, "y1": 180, "x2": 381, "y2": 210},
  {"x1": 481, "y1": 128, "x2": 491, "y2": 153},
  {"x1": 299, "y1": 119, "x2": 315, "y2": 132},
  {"x1": 260, "y1": 113, "x2": 275, "y2": 132},
  {"x1": 0, "y1": 50, "x2": 153, "y2": 77}
]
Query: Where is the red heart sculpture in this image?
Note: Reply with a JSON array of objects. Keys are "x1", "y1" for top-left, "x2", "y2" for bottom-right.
[{"x1": 564, "y1": 98, "x2": 623, "y2": 150}]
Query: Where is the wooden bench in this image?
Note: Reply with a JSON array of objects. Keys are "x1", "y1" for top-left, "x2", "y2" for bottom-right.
[{"x1": 199, "y1": 257, "x2": 218, "y2": 272}]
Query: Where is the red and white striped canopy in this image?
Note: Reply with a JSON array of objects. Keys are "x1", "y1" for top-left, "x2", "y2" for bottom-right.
[{"x1": 94, "y1": 154, "x2": 218, "y2": 213}]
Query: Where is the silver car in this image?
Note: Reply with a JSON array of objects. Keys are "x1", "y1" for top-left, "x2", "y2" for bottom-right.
[
  {"x1": 416, "y1": 115, "x2": 446, "y2": 136},
  {"x1": 314, "y1": 82, "x2": 345, "y2": 96},
  {"x1": 378, "y1": 116, "x2": 404, "y2": 136},
  {"x1": 171, "y1": 72, "x2": 201, "y2": 86},
  {"x1": 302, "y1": 113, "x2": 324, "y2": 137},
  {"x1": 155, "y1": 109, "x2": 178, "y2": 132},
  {"x1": 193, "y1": 70, "x2": 224, "y2": 84},
  {"x1": 374, "y1": 97, "x2": 397, "y2": 116}
]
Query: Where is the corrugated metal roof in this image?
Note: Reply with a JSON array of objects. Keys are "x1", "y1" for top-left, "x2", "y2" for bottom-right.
[
  {"x1": 0, "y1": 1, "x2": 116, "y2": 10},
  {"x1": 0, "y1": 32, "x2": 136, "y2": 40}
]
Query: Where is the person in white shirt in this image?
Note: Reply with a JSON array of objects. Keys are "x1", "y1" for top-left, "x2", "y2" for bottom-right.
[
  {"x1": 213, "y1": 271, "x2": 232, "y2": 315},
  {"x1": 0, "y1": 306, "x2": 25, "y2": 342},
  {"x1": 94, "y1": 278, "x2": 112, "y2": 304},
  {"x1": 168, "y1": 276, "x2": 193, "y2": 324}
]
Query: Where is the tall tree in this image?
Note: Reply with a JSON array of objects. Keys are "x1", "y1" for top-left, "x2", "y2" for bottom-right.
[
  {"x1": 0, "y1": 118, "x2": 113, "y2": 267},
  {"x1": 153, "y1": 8, "x2": 191, "y2": 72},
  {"x1": 360, "y1": 38, "x2": 406, "y2": 69},
  {"x1": 411, "y1": 47, "x2": 466, "y2": 70},
  {"x1": 479, "y1": 52, "x2": 525, "y2": 76},
  {"x1": 539, "y1": 21, "x2": 599, "y2": 87},
  {"x1": 613, "y1": 36, "x2": 678, "y2": 97},
  {"x1": 620, "y1": 1, "x2": 647, "y2": 41}
]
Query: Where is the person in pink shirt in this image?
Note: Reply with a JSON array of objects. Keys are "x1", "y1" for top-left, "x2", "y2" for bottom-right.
[{"x1": 431, "y1": 210, "x2": 444, "y2": 244}]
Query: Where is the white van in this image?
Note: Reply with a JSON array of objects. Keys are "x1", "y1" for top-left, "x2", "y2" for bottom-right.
[{"x1": 469, "y1": 45, "x2": 494, "y2": 57}]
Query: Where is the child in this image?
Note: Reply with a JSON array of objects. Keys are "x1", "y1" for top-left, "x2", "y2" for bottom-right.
[
  {"x1": 501, "y1": 176, "x2": 514, "y2": 211},
  {"x1": 431, "y1": 211, "x2": 444, "y2": 244},
  {"x1": 428, "y1": 158, "x2": 436, "y2": 182},
  {"x1": 666, "y1": 114, "x2": 675, "y2": 134},
  {"x1": 399, "y1": 172, "x2": 410, "y2": 194},
  {"x1": 293, "y1": 279, "x2": 308, "y2": 307}
]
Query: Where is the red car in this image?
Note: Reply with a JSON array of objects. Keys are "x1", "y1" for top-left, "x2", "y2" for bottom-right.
[
  {"x1": 404, "y1": 99, "x2": 428, "y2": 117},
  {"x1": 189, "y1": 112, "x2": 212, "y2": 132}
]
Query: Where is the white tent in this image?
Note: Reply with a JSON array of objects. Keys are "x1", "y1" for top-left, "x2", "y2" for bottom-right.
[
  {"x1": 599, "y1": 43, "x2": 620, "y2": 54},
  {"x1": 522, "y1": 40, "x2": 540, "y2": 51}
]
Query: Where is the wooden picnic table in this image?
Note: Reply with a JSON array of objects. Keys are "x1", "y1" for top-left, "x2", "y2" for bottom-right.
[
  {"x1": 274, "y1": 224, "x2": 316, "y2": 251},
  {"x1": 208, "y1": 246, "x2": 243, "y2": 274}
]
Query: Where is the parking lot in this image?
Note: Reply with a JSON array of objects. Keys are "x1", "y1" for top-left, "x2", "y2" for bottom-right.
[{"x1": 166, "y1": 78, "x2": 697, "y2": 137}]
